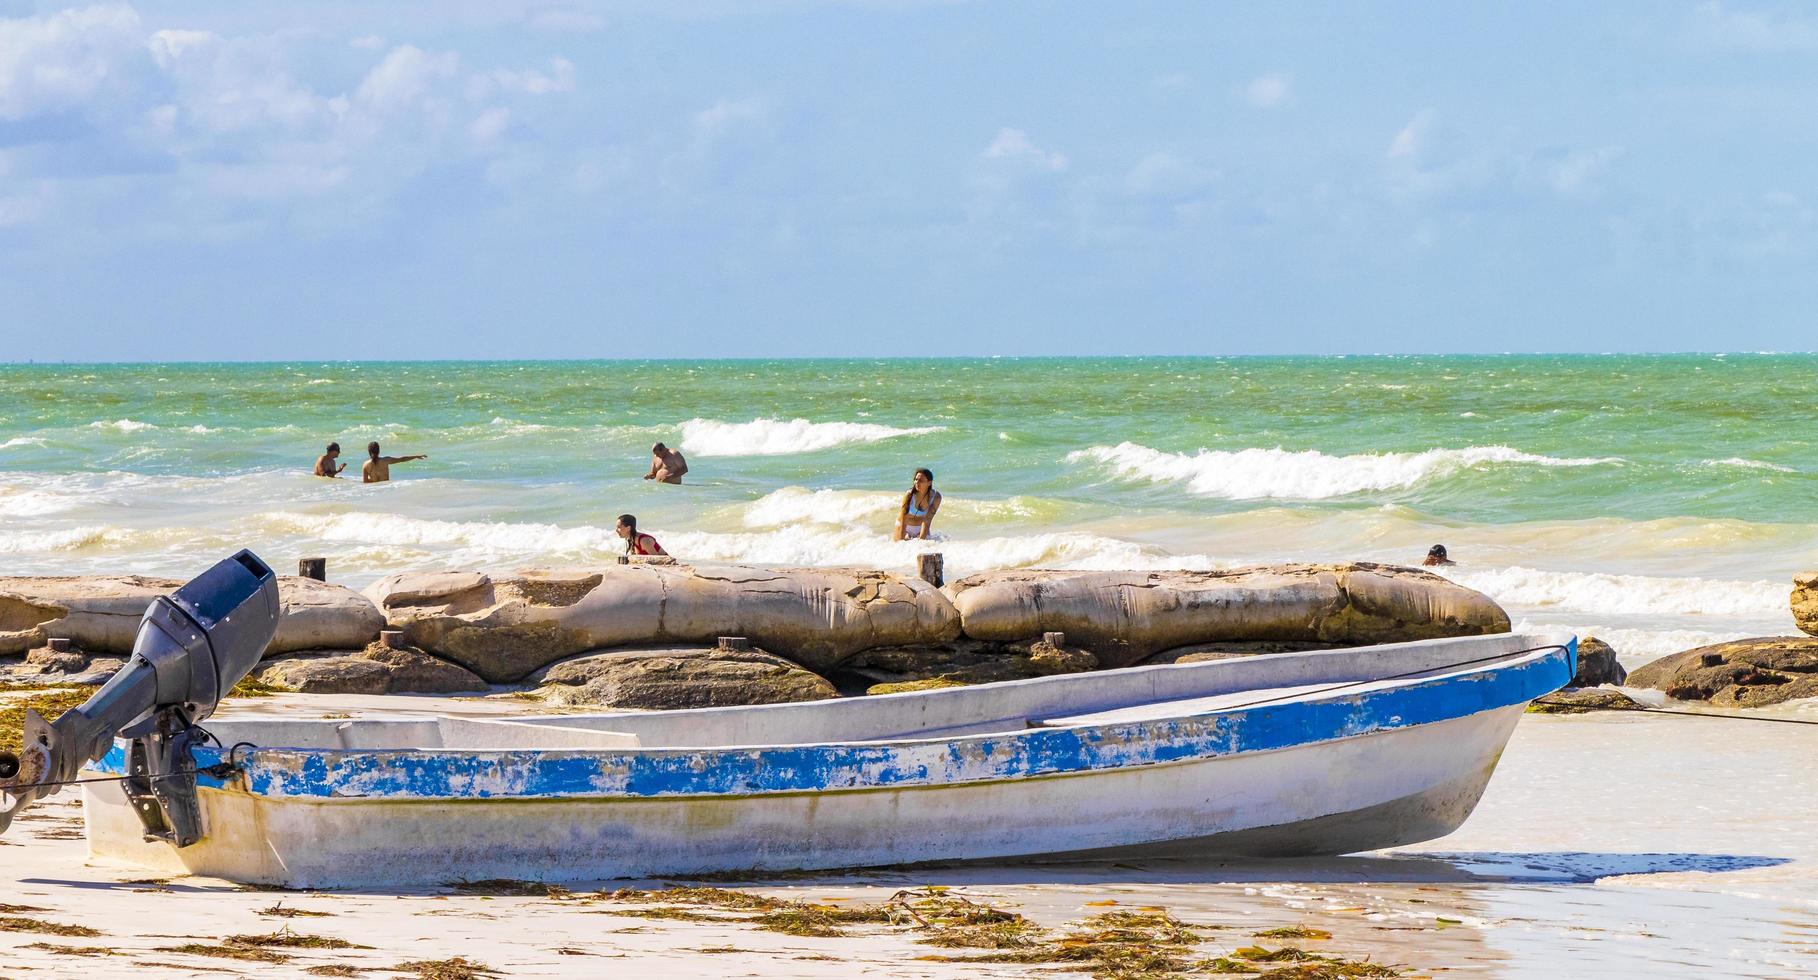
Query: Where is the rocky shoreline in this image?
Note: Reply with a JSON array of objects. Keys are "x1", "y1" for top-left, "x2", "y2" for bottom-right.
[
  {"x1": 7, "y1": 559, "x2": 1817, "y2": 712},
  {"x1": 1, "y1": 560, "x2": 1509, "y2": 709}
]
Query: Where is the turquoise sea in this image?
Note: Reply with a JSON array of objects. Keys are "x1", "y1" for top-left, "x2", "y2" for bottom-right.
[{"x1": 1, "y1": 355, "x2": 1812, "y2": 663}]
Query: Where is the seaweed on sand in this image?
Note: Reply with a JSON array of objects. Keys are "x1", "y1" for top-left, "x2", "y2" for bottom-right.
[
  {"x1": 20, "y1": 943, "x2": 116, "y2": 956},
  {"x1": 259, "y1": 902, "x2": 334, "y2": 918},
  {"x1": 154, "y1": 941, "x2": 291, "y2": 963},
  {"x1": 388, "y1": 957, "x2": 502, "y2": 979},
  {"x1": 0, "y1": 687, "x2": 89, "y2": 756},
  {"x1": 1254, "y1": 926, "x2": 1333, "y2": 941},
  {"x1": 225, "y1": 927, "x2": 373, "y2": 949},
  {"x1": 448, "y1": 878, "x2": 574, "y2": 899},
  {"x1": 227, "y1": 675, "x2": 286, "y2": 698},
  {"x1": 0, "y1": 915, "x2": 104, "y2": 938}
]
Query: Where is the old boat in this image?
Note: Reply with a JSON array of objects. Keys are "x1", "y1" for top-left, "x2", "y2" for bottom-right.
[{"x1": 81, "y1": 631, "x2": 1574, "y2": 888}]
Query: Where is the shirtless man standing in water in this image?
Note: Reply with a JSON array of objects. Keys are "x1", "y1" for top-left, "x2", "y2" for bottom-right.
[
  {"x1": 313, "y1": 442, "x2": 346, "y2": 477},
  {"x1": 362, "y1": 441, "x2": 428, "y2": 483},
  {"x1": 644, "y1": 442, "x2": 688, "y2": 484}
]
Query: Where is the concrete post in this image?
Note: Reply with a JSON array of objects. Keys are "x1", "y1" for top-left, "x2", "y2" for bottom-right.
[
  {"x1": 380, "y1": 630, "x2": 407, "y2": 651},
  {"x1": 917, "y1": 553, "x2": 945, "y2": 588},
  {"x1": 299, "y1": 558, "x2": 326, "y2": 581},
  {"x1": 717, "y1": 637, "x2": 752, "y2": 652}
]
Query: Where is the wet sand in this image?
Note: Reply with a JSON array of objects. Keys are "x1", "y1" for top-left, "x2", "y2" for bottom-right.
[{"x1": 1, "y1": 697, "x2": 1814, "y2": 978}]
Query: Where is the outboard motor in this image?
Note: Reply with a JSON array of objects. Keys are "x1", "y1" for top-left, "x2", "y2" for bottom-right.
[{"x1": 0, "y1": 550, "x2": 279, "y2": 846}]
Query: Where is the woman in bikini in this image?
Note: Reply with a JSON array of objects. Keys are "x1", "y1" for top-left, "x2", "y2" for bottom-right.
[
  {"x1": 893, "y1": 468, "x2": 942, "y2": 541},
  {"x1": 616, "y1": 514, "x2": 668, "y2": 556}
]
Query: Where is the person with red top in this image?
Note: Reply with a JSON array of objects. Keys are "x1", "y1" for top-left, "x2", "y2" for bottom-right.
[{"x1": 616, "y1": 514, "x2": 667, "y2": 556}]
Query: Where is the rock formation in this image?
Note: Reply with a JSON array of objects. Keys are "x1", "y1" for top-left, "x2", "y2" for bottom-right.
[
  {"x1": 1794, "y1": 571, "x2": 1818, "y2": 638},
  {"x1": 1570, "y1": 636, "x2": 1627, "y2": 688},
  {"x1": 258, "y1": 643, "x2": 486, "y2": 695},
  {"x1": 527, "y1": 646, "x2": 837, "y2": 709},
  {"x1": 1628, "y1": 636, "x2": 1818, "y2": 707},
  {"x1": 365, "y1": 565, "x2": 961, "y2": 681},
  {"x1": 946, "y1": 563, "x2": 1509, "y2": 669},
  {"x1": 0, "y1": 575, "x2": 382, "y2": 657}
]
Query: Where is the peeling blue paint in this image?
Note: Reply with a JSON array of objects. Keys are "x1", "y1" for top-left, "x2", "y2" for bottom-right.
[{"x1": 96, "y1": 643, "x2": 1571, "y2": 803}]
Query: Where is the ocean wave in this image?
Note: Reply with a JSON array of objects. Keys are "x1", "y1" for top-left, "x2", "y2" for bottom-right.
[
  {"x1": 0, "y1": 525, "x2": 128, "y2": 553},
  {"x1": 1508, "y1": 621, "x2": 1754, "y2": 666},
  {"x1": 1067, "y1": 443, "x2": 1622, "y2": 500},
  {"x1": 1451, "y1": 565, "x2": 1787, "y2": 619},
  {"x1": 1703, "y1": 457, "x2": 1795, "y2": 473},
  {"x1": 257, "y1": 509, "x2": 1217, "y2": 577},
  {"x1": 740, "y1": 487, "x2": 1045, "y2": 528},
  {"x1": 0, "y1": 436, "x2": 47, "y2": 449},
  {"x1": 88, "y1": 419, "x2": 158, "y2": 433},
  {"x1": 679, "y1": 418, "x2": 945, "y2": 457}
]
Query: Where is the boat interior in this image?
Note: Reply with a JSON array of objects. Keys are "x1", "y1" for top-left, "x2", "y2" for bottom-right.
[{"x1": 200, "y1": 632, "x2": 1568, "y2": 753}]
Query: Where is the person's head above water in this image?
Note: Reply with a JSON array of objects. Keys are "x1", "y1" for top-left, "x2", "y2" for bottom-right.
[
  {"x1": 325, "y1": 442, "x2": 340, "y2": 456},
  {"x1": 368, "y1": 441, "x2": 381, "y2": 458},
  {"x1": 652, "y1": 442, "x2": 667, "y2": 454},
  {"x1": 913, "y1": 467, "x2": 933, "y2": 489},
  {"x1": 616, "y1": 514, "x2": 638, "y2": 539},
  {"x1": 1427, "y1": 544, "x2": 1447, "y2": 560}
]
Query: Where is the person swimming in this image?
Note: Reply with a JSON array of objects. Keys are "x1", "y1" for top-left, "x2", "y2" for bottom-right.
[
  {"x1": 1422, "y1": 544, "x2": 1456, "y2": 567},
  {"x1": 894, "y1": 468, "x2": 941, "y2": 541},
  {"x1": 644, "y1": 443, "x2": 688, "y2": 484},
  {"x1": 617, "y1": 514, "x2": 667, "y2": 556}
]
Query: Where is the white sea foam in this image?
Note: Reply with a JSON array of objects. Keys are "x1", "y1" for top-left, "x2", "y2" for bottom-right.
[
  {"x1": 1067, "y1": 443, "x2": 1621, "y2": 500},
  {"x1": 679, "y1": 418, "x2": 945, "y2": 457},
  {"x1": 186, "y1": 425, "x2": 217, "y2": 434},
  {"x1": 0, "y1": 436, "x2": 46, "y2": 449},
  {"x1": 740, "y1": 487, "x2": 1046, "y2": 529},
  {"x1": 1703, "y1": 457, "x2": 1796, "y2": 473},
  {"x1": 258, "y1": 509, "x2": 1217, "y2": 577},
  {"x1": 0, "y1": 525, "x2": 126, "y2": 553},
  {"x1": 88, "y1": 419, "x2": 158, "y2": 433},
  {"x1": 1508, "y1": 620, "x2": 1755, "y2": 666},
  {"x1": 1452, "y1": 565, "x2": 1787, "y2": 619}
]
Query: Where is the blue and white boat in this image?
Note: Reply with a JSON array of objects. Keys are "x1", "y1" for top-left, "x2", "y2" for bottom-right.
[{"x1": 83, "y1": 631, "x2": 1574, "y2": 888}]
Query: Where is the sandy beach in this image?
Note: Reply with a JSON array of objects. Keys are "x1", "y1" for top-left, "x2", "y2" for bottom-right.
[{"x1": 2, "y1": 690, "x2": 1812, "y2": 979}]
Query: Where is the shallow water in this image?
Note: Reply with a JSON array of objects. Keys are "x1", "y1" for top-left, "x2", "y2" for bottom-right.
[{"x1": 2, "y1": 356, "x2": 1813, "y2": 662}]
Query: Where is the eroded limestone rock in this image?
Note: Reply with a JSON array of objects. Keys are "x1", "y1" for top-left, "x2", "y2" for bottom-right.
[
  {"x1": 1794, "y1": 571, "x2": 1818, "y2": 638},
  {"x1": 0, "y1": 575, "x2": 383, "y2": 657},
  {"x1": 366, "y1": 565, "x2": 961, "y2": 681},
  {"x1": 528, "y1": 646, "x2": 837, "y2": 709},
  {"x1": 258, "y1": 643, "x2": 487, "y2": 695},
  {"x1": 1628, "y1": 636, "x2": 1818, "y2": 707},
  {"x1": 946, "y1": 563, "x2": 1510, "y2": 669}
]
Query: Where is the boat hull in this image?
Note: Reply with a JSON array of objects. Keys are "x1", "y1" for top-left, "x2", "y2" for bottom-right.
[{"x1": 85, "y1": 702, "x2": 1523, "y2": 888}]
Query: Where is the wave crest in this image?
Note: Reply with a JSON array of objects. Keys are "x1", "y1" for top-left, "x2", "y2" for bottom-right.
[
  {"x1": 1067, "y1": 442, "x2": 1621, "y2": 500},
  {"x1": 679, "y1": 418, "x2": 944, "y2": 457},
  {"x1": 1451, "y1": 565, "x2": 1787, "y2": 619}
]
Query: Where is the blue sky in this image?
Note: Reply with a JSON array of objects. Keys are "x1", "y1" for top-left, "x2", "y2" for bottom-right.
[{"x1": 2, "y1": 2, "x2": 1816, "y2": 359}]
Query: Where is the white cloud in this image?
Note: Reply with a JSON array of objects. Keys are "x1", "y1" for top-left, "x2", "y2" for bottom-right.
[
  {"x1": 0, "y1": 4, "x2": 143, "y2": 121},
  {"x1": 1387, "y1": 108, "x2": 1435, "y2": 160},
  {"x1": 355, "y1": 45, "x2": 460, "y2": 112},
  {"x1": 1688, "y1": 2, "x2": 1818, "y2": 52},
  {"x1": 981, "y1": 127, "x2": 1068, "y2": 171},
  {"x1": 1243, "y1": 71, "x2": 1293, "y2": 109},
  {"x1": 1543, "y1": 146, "x2": 1622, "y2": 194},
  {"x1": 469, "y1": 57, "x2": 575, "y2": 99},
  {"x1": 468, "y1": 106, "x2": 511, "y2": 145},
  {"x1": 1124, "y1": 152, "x2": 1216, "y2": 199},
  {"x1": 694, "y1": 95, "x2": 768, "y2": 139},
  {"x1": 350, "y1": 34, "x2": 384, "y2": 50}
]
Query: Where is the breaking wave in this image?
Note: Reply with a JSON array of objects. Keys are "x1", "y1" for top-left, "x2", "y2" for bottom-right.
[
  {"x1": 1067, "y1": 443, "x2": 1622, "y2": 500},
  {"x1": 740, "y1": 487, "x2": 1044, "y2": 528},
  {"x1": 1703, "y1": 457, "x2": 1796, "y2": 473},
  {"x1": 1451, "y1": 565, "x2": 1787, "y2": 619},
  {"x1": 678, "y1": 418, "x2": 945, "y2": 457},
  {"x1": 88, "y1": 418, "x2": 158, "y2": 433}
]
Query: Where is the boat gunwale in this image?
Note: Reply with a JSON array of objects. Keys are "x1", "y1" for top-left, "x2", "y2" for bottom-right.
[{"x1": 91, "y1": 635, "x2": 1574, "y2": 802}]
